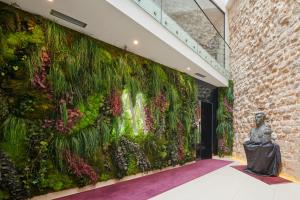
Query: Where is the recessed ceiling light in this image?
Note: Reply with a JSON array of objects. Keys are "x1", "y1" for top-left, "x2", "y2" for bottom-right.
[
  {"x1": 48, "y1": 0, "x2": 54, "y2": 2},
  {"x1": 133, "y1": 40, "x2": 139, "y2": 45},
  {"x1": 187, "y1": 67, "x2": 191, "y2": 71}
]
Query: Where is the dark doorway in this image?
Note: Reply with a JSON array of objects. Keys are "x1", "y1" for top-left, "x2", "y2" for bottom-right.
[
  {"x1": 196, "y1": 80, "x2": 218, "y2": 158},
  {"x1": 200, "y1": 101, "x2": 213, "y2": 159}
]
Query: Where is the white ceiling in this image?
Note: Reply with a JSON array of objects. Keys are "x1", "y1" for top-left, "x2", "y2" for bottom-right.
[{"x1": 0, "y1": 0, "x2": 228, "y2": 86}]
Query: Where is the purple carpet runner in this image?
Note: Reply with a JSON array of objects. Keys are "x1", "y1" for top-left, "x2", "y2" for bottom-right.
[{"x1": 57, "y1": 159, "x2": 231, "y2": 200}]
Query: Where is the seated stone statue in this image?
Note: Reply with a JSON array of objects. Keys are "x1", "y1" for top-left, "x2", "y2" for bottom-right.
[
  {"x1": 243, "y1": 112, "x2": 282, "y2": 176},
  {"x1": 250, "y1": 112, "x2": 273, "y2": 143}
]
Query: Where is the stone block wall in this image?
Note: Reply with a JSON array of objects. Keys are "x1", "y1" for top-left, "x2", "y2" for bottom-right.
[
  {"x1": 170, "y1": 10, "x2": 224, "y2": 66},
  {"x1": 228, "y1": 0, "x2": 300, "y2": 178}
]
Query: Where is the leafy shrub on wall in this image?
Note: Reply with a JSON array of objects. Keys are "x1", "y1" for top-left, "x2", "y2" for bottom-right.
[
  {"x1": 216, "y1": 80, "x2": 234, "y2": 156},
  {"x1": 0, "y1": 3, "x2": 199, "y2": 198},
  {"x1": 0, "y1": 150, "x2": 28, "y2": 200}
]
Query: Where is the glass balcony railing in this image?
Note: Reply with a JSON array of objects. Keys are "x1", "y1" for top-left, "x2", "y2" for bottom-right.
[{"x1": 133, "y1": 0, "x2": 231, "y2": 79}]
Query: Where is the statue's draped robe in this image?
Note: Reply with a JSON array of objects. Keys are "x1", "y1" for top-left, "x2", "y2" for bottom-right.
[
  {"x1": 243, "y1": 141, "x2": 281, "y2": 176},
  {"x1": 243, "y1": 124, "x2": 282, "y2": 176}
]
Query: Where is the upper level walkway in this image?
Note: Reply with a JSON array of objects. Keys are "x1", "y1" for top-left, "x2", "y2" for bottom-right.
[{"x1": 133, "y1": 0, "x2": 231, "y2": 79}]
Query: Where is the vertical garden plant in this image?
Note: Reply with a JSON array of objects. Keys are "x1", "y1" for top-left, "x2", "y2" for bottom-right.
[{"x1": 0, "y1": 2, "x2": 200, "y2": 198}]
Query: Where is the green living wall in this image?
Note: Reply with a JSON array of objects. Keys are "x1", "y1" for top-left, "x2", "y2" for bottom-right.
[
  {"x1": 216, "y1": 81, "x2": 234, "y2": 156},
  {"x1": 0, "y1": 3, "x2": 199, "y2": 199}
]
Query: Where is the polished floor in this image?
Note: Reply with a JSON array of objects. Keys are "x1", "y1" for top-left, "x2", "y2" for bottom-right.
[{"x1": 151, "y1": 160, "x2": 300, "y2": 200}]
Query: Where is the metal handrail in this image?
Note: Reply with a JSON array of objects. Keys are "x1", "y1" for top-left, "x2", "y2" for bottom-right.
[
  {"x1": 193, "y1": 0, "x2": 231, "y2": 50},
  {"x1": 133, "y1": 0, "x2": 231, "y2": 79}
]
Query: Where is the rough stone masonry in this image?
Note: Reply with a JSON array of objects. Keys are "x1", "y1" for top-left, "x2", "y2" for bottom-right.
[{"x1": 228, "y1": 0, "x2": 300, "y2": 179}]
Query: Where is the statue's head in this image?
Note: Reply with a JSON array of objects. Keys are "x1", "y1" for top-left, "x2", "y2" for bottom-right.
[{"x1": 255, "y1": 111, "x2": 265, "y2": 126}]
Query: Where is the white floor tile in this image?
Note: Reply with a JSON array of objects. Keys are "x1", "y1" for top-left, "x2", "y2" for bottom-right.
[
  {"x1": 151, "y1": 160, "x2": 300, "y2": 200},
  {"x1": 273, "y1": 183, "x2": 300, "y2": 200}
]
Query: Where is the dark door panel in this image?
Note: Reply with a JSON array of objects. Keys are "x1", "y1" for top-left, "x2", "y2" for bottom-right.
[{"x1": 200, "y1": 102, "x2": 213, "y2": 159}]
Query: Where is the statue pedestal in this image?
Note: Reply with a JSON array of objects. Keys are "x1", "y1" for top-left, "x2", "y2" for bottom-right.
[{"x1": 243, "y1": 141, "x2": 282, "y2": 176}]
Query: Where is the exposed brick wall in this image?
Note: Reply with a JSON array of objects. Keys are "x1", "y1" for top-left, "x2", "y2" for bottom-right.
[{"x1": 228, "y1": 0, "x2": 300, "y2": 178}]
